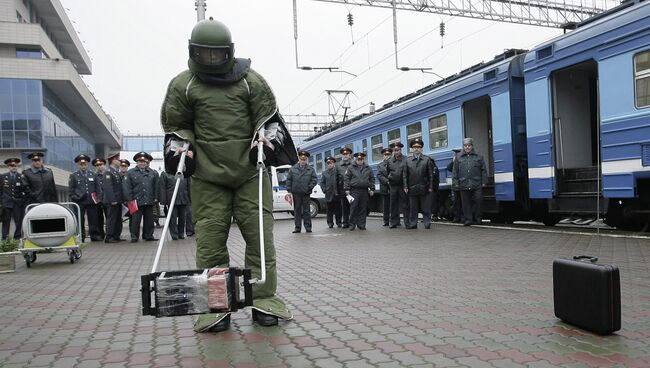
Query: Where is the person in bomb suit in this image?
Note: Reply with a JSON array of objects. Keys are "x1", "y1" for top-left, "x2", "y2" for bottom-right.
[
  {"x1": 320, "y1": 156, "x2": 341, "y2": 228},
  {"x1": 0, "y1": 158, "x2": 29, "y2": 239},
  {"x1": 68, "y1": 154, "x2": 101, "y2": 242},
  {"x1": 22, "y1": 152, "x2": 57, "y2": 204},
  {"x1": 344, "y1": 152, "x2": 375, "y2": 231},
  {"x1": 376, "y1": 148, "x2": 392, "y2": 226},
  {"x1": 387, "y1": 142, "x2": 410, "y2": 228},
  {"x1": 286, "y1": 150, "x2": 317, "y2": 233},
  {"x1": 123, "y1": 152, "x2": 159, "y2": 242},
  {"x1": 336, "y1": 147, "x2": 353, "y2": 228},
  {"x1": 403, "y1": 139, "x2": 434, "y2": 229},
  {"x1": 453, "y1": 137, "x2": 487, "y2": 226},
  {"x1": 160, "y1": 18, "x2": 297, "y2": 333}
]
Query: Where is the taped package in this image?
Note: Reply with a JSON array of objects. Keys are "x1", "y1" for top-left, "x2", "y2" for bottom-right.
[
  {"x1": 156, "y1": 270, "x2": 210, "y2": 316},
  {"x1": 207, "y1": 268, "x2": 230, "y2": 310}
]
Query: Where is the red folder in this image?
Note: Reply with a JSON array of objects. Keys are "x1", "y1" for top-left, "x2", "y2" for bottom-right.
[
  {"x1": 127, "y1": 200, "x2": 139, "y2": 214},
  {"x1": 91, "y1": 192, "x2": 99, "y2": 204}
]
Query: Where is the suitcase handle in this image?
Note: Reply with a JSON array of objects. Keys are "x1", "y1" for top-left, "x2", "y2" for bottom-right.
[{"x1": 573, "y1": 255, "x2": 598, "y2": 263}]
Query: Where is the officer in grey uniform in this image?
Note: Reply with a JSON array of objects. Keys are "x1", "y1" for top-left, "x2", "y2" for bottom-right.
[
  {"x1": 1, "y1": 158, "x2": 29, "y2": 239},
  {"x1": 344, "y1": 152, "x2": 375, "y2": 231},
  {"x1": 387, "y1": 142, "x2": 409, "y2": 228},
  {"x1": 159, "y1": 171, "x2": 191, "y2": 240},
  {"x1": 22, "y1": 152, "x2": 57, "y2": 204},
  {"x1": 92, "y1": 158, "x2": 108, "y2": 240},
  {"x1": 69, "y1": 154, "x2": 101, "y2": 242},
  {"x1": 320, "y1": 156, "x2": 341, "y2": 228},
  {"x1": 454, "y1": 138, "x2": 488, "y2": 226},
  {"x1": 102, "y1": 154, "x2": 125, "y2": 243},
  {"x1": 287, "y1": 150, "x2": 317, "y2": 233},
  {"x1": 123, "y1": 152, "x2": 159, "y2": 242},
  {"x1": 336, "y1": 147, "x2": 353, "y2": 228},
  {"x1": 376, "y1": 148, "x2": 392, "y2": 226},
  {"x1": 403, "y1": 139, "x2": 433, "y2": 229}
]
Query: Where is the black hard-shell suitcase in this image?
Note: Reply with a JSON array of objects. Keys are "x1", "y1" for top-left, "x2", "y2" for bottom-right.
[{"x1": 553, "y1": 256, "x2": 621, "y2": 335}]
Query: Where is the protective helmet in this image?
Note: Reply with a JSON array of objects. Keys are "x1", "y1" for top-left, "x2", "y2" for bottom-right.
[{"x1": 188, "y1": 18, "x2": 235, "y2": 75}]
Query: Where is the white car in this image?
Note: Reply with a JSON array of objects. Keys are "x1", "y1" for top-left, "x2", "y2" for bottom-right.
[{"x1": 271, "y1": 165, "x2": 325, "y2": 218}]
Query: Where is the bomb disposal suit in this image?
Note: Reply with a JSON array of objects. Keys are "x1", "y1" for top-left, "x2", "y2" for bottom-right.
[{"x1": 161, "y1": 19, "x2": 295, "y2": 332}]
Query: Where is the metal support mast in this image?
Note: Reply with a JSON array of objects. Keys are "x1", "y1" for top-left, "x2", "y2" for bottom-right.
[
  {"x1": 196, "y1": 0, "x2": 207, "y2": 22},
  {"x1": 308, "y1": 0, "x2": 618, "y2": 28}
]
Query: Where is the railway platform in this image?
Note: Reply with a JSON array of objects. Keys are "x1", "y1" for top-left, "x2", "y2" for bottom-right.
[{"x1": 0, "y1": 216, "x2": 649, "y2": 367}]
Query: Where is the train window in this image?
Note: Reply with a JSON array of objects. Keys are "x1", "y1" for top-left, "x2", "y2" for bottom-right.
[
  {"x1": 428, "y1": 115, "x2": 448, "y2": 150},
  {"x1": 483, "y1": 69, "x2": 497, "y2": 81},
  {"x1": 406, "y1": 122, "x2": 422, "y2": 153},
  {"x1": 315, "y1": 153, "x2": 323, "y2": 173},
  {"x1": 634, "y1": 50, "x2": 650, "y2": 108},
  {"x1": 536, "y1": 45, "x2": 553, "y2": 60},
  {"x1": 371, "y1": 134, "x2": 384, "y2": 162},
  {"x1": 362, "y1": 139, "x2": 368, "y2": 158},
  {"x1": 388, "y1": 128, "x2": 401, "y2": 147}
]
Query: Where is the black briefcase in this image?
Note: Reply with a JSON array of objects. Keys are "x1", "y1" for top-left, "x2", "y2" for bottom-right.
[{"x1": 553, "y1": 256, "x2": 621, "y2": 335}]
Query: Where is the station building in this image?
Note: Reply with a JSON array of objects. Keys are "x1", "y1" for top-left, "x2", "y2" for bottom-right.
[{"x1": 0, "y1": 0, "x2": 122, "y2": 199}]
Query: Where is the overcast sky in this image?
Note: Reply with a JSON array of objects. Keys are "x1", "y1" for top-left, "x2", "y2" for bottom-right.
[{"x1": 59, "y1": 0, "x2": 564, "y2": 136}]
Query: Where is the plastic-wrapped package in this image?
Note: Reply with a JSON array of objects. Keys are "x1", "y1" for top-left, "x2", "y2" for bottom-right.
[
  {"x1": 156, "y1": 270, "x2": 210, "y2": 317},
  {"x1": 207, "y1": 268, "x2": 230, "y2": 310}
]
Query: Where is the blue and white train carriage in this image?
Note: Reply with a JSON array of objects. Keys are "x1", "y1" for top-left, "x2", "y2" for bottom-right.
[{"x1": 524, "y1": 0, "x2": 650, "y2": 229}]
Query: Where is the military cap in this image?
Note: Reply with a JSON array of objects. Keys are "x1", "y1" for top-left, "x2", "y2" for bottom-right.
[
  {"x1": 92, "y1": 158, "x2": 106, "y2": 166},
  {"x1": 353, "y1": 152, "x2": 367, "y2": 158},
  {"x1": 106, "y1": 152, "x2": 120, "y2": 161},
  {"x1": 4, "y1": 158, "x2": 20, "y2": 165},
  {"x1": 27, "y1": 152, "x2": 45, "y2": 160},
  {"x1": 463, "y1": 137, "x2": 474, "y2": 145},
  {"x1": 120, "y1": 159, "x2": 131, "y2": 167},
  {"x1": 298, "y1": 150, "x2": 310, "y2": 158},
  {"x1": 410, "y1": 138, "x2": 424, "y2": 148},
  {"x1": 340, "y1": 147, "x2": 353, "y2": 154},
  {"x1": 381, "y1": 148, "x2": 393, "y2": 155},
  {"x1": 325, "y1": 156, "x2": 336, "y2": 163},
  {"x1": 133, "y1": 152, "x2": 149, "y2": 162},
  {"x1": 389, "y1": 142, "x2": 404, "y2": 149},
  {"x1": 74, "y1": 154, "x2": 91, "y2": 163}
]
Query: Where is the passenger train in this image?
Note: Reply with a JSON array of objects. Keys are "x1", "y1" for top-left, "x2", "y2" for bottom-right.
[{"x1": 299, "y1": 0, "x2": 650, "y2": 231}]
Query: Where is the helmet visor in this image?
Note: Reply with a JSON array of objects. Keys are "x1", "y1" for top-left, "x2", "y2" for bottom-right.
[{"x1": 189, "y1": 44, "x2": 231, "y2": 66}]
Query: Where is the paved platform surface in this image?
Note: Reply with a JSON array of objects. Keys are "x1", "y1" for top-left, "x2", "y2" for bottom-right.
[{"x1": 1, "y1": 216, "x2": 649, "y2": 367}]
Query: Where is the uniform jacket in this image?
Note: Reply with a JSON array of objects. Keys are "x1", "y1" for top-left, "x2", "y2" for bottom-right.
[
  {"x1": 286, "y1": 163, "x2": 317, "y2": 195},
  {"x1": 161, "y1": 60, "x2": 292, "y2": 189},
  {"x1": 453, "y1": 150, "x2": 488, "y2": 191},
  {"x1": 100, "y1": 167, "x2": 124, "y2": 204},
  {"x1": 376, "y1": 160, "x2": 390, "y2": 194},
  {"x1": 403, "y1": 154, "x2": 433, "y2": 196},
  {"x1": 159, "y1": 172, "x2": 191, "y2": 206},
  {"x1": 22, "y1": 167, "x2": 57, "y2": 203},
  {"x1": 335, "y1": 159, "x2": 352, "y2": 192},
  {"x1": 344, "y1": 162, "x2": 375, "y2": 191},
  {"x1": 0, "y1": 172, "x2": 29, "y2": 208},
  {"x1": 68, "y1": 170, "x2": 100, "y2": 205},
  {"x1": 123, "y1": 167, "x2": 159, "y2": 206},
  {"x1": 386, "y1": 154, "x2": 407, "y2": 186},
  {"x1": 319, "y1": 167, "x2": 338, "y2": 202}
]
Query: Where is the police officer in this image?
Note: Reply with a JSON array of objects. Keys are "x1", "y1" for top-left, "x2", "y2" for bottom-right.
[
  {"x1": 161, "y1": 18, "x2": 295, "y2": 332},
  {"x1": 287, "y1": 150, "x2": 317, "y2": 233},
  {"x1": 1, "y1": 158, "x2": 29, "y2": 239},
  {"x1": 376, "y1": 148, "x2": 392, "y2": 226},
  {"x1": 453, "y1": 138, "x2": 488, "y2": 226},
  {"x1": 336, "y1": 147, "x2": 354, "y2": 228},
  {"x1": 22, "y1": 152, "x2": 57, "y2": 203},
  {"x1": 69, "y1": 154, "x2": 101, "y2": 242},
  {"x1": 320, "y1": 156, "x2": 341, "y2": 228},
  {"x1": 92, "y1": 158, "x2": 108, "y2": 240},
  {"x1": 123, "y1": 152, "x2": 158, "y2": 242},
  {"x1": 159, "y1": 171, "x2": 190, "y2": 240},
  {"x1": 404, "y1": 139, "x2": 433, "y2": 229},
  {"x1": 446, "y1": 148, "x2": 463, "y2": 223},
  {"x1": 102, "y1": 154, "x2": 125, "y2": 243},
  {"x1": 387, "y1": 142, "x2": 409, "y2": 228},
  {"x1": 344, "y1": 152, "x2": 375, "y2": 231}
]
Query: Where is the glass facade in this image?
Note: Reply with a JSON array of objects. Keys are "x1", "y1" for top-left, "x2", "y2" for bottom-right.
[
  {"x1": 0, "y1": 79, "x2": 43, "y2": 149},
  {"x1": 122, "y1": 136, "x2": 164, "y2": 152}
]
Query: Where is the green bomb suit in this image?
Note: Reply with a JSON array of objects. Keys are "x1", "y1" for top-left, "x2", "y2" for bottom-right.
[{"x1": 161, "y1": 60, "x2": 292, "y2": 328}]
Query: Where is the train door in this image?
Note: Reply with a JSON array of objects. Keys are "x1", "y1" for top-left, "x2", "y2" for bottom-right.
[
  {"x1": 550, "y1": 60, "x2": 600, "y2": 198},
  {"x1": 463, "y1": 96, "x2": 496, "y2": 210}
]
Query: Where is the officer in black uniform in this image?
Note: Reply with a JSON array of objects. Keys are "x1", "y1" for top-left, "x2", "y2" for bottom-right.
[
  {"x1": 145, "y1": 153, "x2": 163, "y2": 229},
  {"x1": 22, "y1": 152, "x2": 57, "y2": 204},
  {"x1": 92, "y1": 158, "x2": 108, "y2": 240},
  {"x1": 344, "y1": 152, "x2": 375, "y2": 231},
  {"x1": 123, "y1": 152, "x2": 159, "y2": 242},
  {"x1": 118, "y1": 159, "x2": 131, "y2": 237},
  {"x1": 387, "y1": 142, "x2": 409, "y2": 228},
  {"x1": 376, "y1": 148, "x2": 392, "y2": 226},
  {"x1": 320, "y1": 156, "x2": 341, "y2": 228},
  {"x1": 159, "y1": 171, "x2": 191, "y2": 240},
  {"x1": 69, "y1": 154, "x2": 101, "y2": 242},
  {"x1": 403, "y1": 139, "x2": 433, "y2": 229},
  {"x1": 1, "y1": 158, "x2": 29, "y2": 239},
  {"x1": 101, "y1": 154, "x2": 125, "y2": 243},
  {"x1": 287, "y1": 150, "x2": 317, "y2": 233},
  {"x1": 336, "y1": 147, "x2": 353, "y2": 228}
]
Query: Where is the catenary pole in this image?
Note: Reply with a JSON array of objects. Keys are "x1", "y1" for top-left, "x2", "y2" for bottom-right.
[{"x1": 196, "y1": 0, "x2": 206, "y2": 22}]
